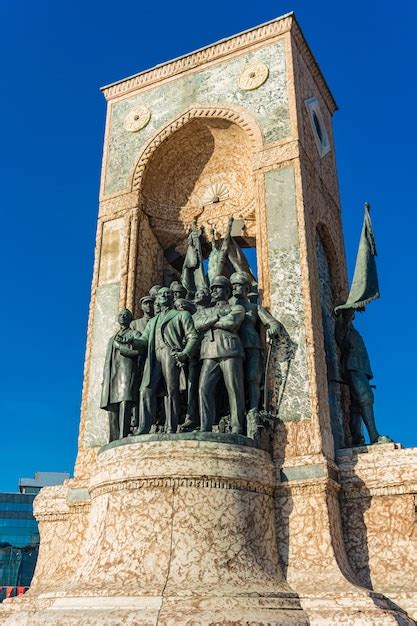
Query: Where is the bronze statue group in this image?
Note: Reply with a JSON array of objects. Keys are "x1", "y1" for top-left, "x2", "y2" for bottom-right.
[
  {"x1": 101, "y1": 270, "x2": 282, "y2": 442},
  {"x1": 101, "y1": 210, "x2": 391, "y2": 447}
]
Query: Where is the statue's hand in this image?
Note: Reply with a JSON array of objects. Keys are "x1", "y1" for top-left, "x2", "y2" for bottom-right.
[
  {"x1": 172, "y1": 350, "x2": 188, "y2": 365},
  {"x1": 266, "y1": 325, "x2": 280, "y2": 341},
  {"x1": 115, "y1": 334, "x2": 132, "y2": 345}
]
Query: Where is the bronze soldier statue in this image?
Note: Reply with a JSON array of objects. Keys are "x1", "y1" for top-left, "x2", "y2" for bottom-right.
[
  {"x1": 195, "y1": 276, "x2": 246, "y2": 434},
  {"x1": 170, "y1": 281, "x2": 187, "y2": 302},
  {"x1": 335, "y1": 309, "x2": 391, "y2": 445},
  {"x1": 129, "y1": 295, "x2": 155, "y2": 432},
  {"x1": 149, "y1": 284, "x2": 162, "y2": 300},
  {"x1": 173, "y1": 298, "x2": 194, "y2": 313},
  {"x1": 100, "y1": 309, "x2": 139, "y2": 442},
  {"x1": 181, "y1": 287, "x2": 212, "y2": 431},
  {"x1": 230, "y1": 272, "x2": 282, "y2": 415},
  {"x1": 130, "y1": 295, "x2": 154, "y2": 333},
  {"x1": 132, "y1": 287, "x2": 198, "y2": 435}
]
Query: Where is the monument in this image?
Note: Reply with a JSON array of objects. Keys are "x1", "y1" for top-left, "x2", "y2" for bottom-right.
[{"x1": 2, "y1": 12, "x2": 416, "y2": 625}]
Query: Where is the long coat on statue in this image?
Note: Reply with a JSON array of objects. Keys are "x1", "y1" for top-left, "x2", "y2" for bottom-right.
[
  {"x1": 100, "y1": 329, "x2": 138, "y2": 411},
  {"x1": 137, "y1": 309, "x2": 198, "y2": 389}
]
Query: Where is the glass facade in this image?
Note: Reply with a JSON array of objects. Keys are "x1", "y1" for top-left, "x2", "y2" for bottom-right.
[
  {"x1": 0, "y1": 493, "x2": 39, "y2": 601},
  {"x1": 0, "y1": 494, "x2": 39, "y2": 548},
  {"x1": 0, "y1": 473, "x2": 69, "y2": 602}
]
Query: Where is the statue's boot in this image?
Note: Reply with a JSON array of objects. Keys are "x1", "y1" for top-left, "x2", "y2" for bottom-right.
[
  {"x1": 362, "y1": 404, "x2": 380, "y2": 444},
  {"x1": 377, "y1": 434, "x2": 394, "y2": 444}
]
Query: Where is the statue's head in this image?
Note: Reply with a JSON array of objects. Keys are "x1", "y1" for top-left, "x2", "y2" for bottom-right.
[
  {"x1": 230, "y1": 272, "x2": 251, "y2": 298},
  {"x1": 118, "y1": 308, "x2": 133, "y2": 327},
  {"x1": 140, "y1": 295, "x2": 154, "y2": 317},
  {"x1": 157, "y1": 287, "x2": 173, "y2": 309},
  {"x1": 154, "y1": 296, "x2": 161, "y2": 314},
  {"x1": 210, "y1": 276, "x2": 232, "y2": 302},
  {"x1": 149, "y1": 284, "x2": 162, "y2": 299},
  {"x1": 194, "y1": 287, "x2": 211, "y2": 307},
  {"x1": 174, "y1": 298, "x2": 193, "y2": 312},
  {"x1": 170, "y1": 281, "x2": 187, "y2": 301}
]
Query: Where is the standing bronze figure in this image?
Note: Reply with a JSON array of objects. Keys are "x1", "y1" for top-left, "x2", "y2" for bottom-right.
[
  {"x1": 336, "y1": 310, "x2": 391, "y2": 445},
  {"x1": 195, "y1": 276, "x2": 246, "y2": 434},
  {"x1": 230, "y1": 272, "x2": 282, "y2": 416},
  {"x1": 130, "y1": 295, "x2": 154, "y2": 333},
  {"x1": 100, "y1": 309, "x2": 139, "y2": 442},
  {"x1": 181, "y1": 286, "x2": 212, "y2": 431},
  {"x1": 133, "y1": 287, "x2": 198, "y2": 435}
]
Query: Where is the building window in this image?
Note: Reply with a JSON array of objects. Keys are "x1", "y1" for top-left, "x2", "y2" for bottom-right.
[{"x1": 305, "y1": 97, "x2": 331, "y2": 158}]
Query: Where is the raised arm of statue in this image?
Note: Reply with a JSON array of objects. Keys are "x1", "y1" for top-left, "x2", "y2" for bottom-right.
[{"x1": 219, "y1": 216, "x2": 234, "y2": 253}]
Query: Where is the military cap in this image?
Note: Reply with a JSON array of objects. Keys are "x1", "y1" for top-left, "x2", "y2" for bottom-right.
[
  {"x1": 230, "y1": 271, "x2": 251, "y2": 286},
  {"x1": 170, "y1": 281, "x2": 186, "y2": 292},
  {"x1": 140, "y1": 295, "x2": 154, "y2": 305},
  {"x1": 149, "y1": 284, "x2": 162, "y2": 298},
  {"x1": 210, "y1": 275, "x2": 232, "y2": 290}
]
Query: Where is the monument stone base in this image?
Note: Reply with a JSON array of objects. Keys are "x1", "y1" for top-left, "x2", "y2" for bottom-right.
[{"x1": 1, "y1": 437, "x2": 415, "y2": 625}]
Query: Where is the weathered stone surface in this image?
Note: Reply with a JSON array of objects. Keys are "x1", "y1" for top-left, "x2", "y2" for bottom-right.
[
  {"x1": 1, "y1": 441, "x2": 308, "y2": 625},
  {"x1": 338, "y1": 444, "x2": 417, "y2": 620},
  {"x1": 316, "y1": 234, "x2": 344, "y2": 447},
  {"x1": 265, "y1": 166, "x2": 311, "y2": 424},
  {"x1": 104, "y1": 40, "x2": 289, "y2": 196},
  {"x1": 84, "y1": 282, "x2": 120, "y2": 447}
]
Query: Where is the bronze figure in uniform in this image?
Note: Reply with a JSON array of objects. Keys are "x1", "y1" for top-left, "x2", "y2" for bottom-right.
[
  {"x1": 170, "y1": 281, "x2": 187, "y2": 302},
  {"x1": 195, "y1": 276, "x2": 246, "y2": 434},
  {"x1": 130, "y1": 295, "x2": 154, "y2": 333},
  {"x1": 336, "y1": 309, "x2": 391, "y2": 445},
  {"x1": 182, "y1": 287, "x2": 212, "y2": 431},
  {"x1": 230, "y1": 272, "x2": 282, "y2": 415}
]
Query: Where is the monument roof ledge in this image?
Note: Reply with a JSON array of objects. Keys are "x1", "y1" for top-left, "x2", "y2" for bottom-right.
[{"x1": 100, "y1": 12, "x2": 337, "y2": 112}]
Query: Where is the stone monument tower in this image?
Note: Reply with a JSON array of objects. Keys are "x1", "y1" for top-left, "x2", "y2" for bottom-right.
[{"x1": 2, "y1": 12, "x2": 416, "y2": 625}]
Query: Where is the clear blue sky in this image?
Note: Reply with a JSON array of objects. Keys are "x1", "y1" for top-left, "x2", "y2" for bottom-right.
[{"x1": 1, "y1": 1, "x2": 416, "y2": 491}]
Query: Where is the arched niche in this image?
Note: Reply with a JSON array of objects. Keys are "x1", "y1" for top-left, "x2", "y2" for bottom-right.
[
  {"x1": 315, "y1": 224, "x2": 348, "y2": 448},
  {"x1": 131, "y1": 109, "x2": 262, "y2": 311}
]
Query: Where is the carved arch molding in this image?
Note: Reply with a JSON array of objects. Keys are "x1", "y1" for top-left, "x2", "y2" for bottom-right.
[
  {"x1": 131, "y1": 105, "x2": 264, "y2": 193},
  {"x1": 130, "y1": 105, "x2": 265, "y2": 250}
]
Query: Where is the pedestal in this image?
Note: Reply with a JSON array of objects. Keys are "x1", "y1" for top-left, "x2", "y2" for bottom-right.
[
  {"x1": 0, "y1": 437, "x2": 307, "y2": 625},
  {"x1": 2, "y1": 437, "x2": 415, "y2": 625}
]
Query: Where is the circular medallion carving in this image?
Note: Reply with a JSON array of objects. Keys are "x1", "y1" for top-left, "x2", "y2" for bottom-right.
[
  {"x1": 238, "y1": 63, "x2": 269, "y2": 91},
  {"x1": 124, "y1": 105, "x2": 151, "y2": 132}
]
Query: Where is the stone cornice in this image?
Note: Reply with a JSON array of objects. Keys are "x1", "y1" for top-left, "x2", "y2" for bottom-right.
[
  {"x1": 340, "y1": 482, "x2": 417, "y2": 499},
  {"x1": 275, "y1": 477, "x2": 341, "y2": 497},
  {"x1": 90, "y1": 476, "x2": 275, "y2": 498},
  {"x1": 100, "y1": 13, "x2": 337, "y2": 113}
]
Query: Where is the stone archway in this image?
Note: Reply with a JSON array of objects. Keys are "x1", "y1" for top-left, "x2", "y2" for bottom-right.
[{"x1": 130, "y1": 106, "x2": 264, "y2": 309}]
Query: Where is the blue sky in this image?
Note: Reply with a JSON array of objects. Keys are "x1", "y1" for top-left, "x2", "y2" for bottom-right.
[{"x1": 0, "y1": 1, "x2": 415, "y2": 491}]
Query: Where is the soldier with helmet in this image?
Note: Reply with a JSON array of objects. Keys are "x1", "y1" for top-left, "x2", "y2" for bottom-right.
[
  {"x1": 230, "y1": 272, "x2": 282, "y2": 416},
  {"x1": 170, "y1": 280, "x2": 187, "y2": 302},
  {"x1": 335, "y1": 309, "x2": 391, "y2": 445},
  {"x1": 194, "y1": 276, "x2": 246, "y2": 434}
]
